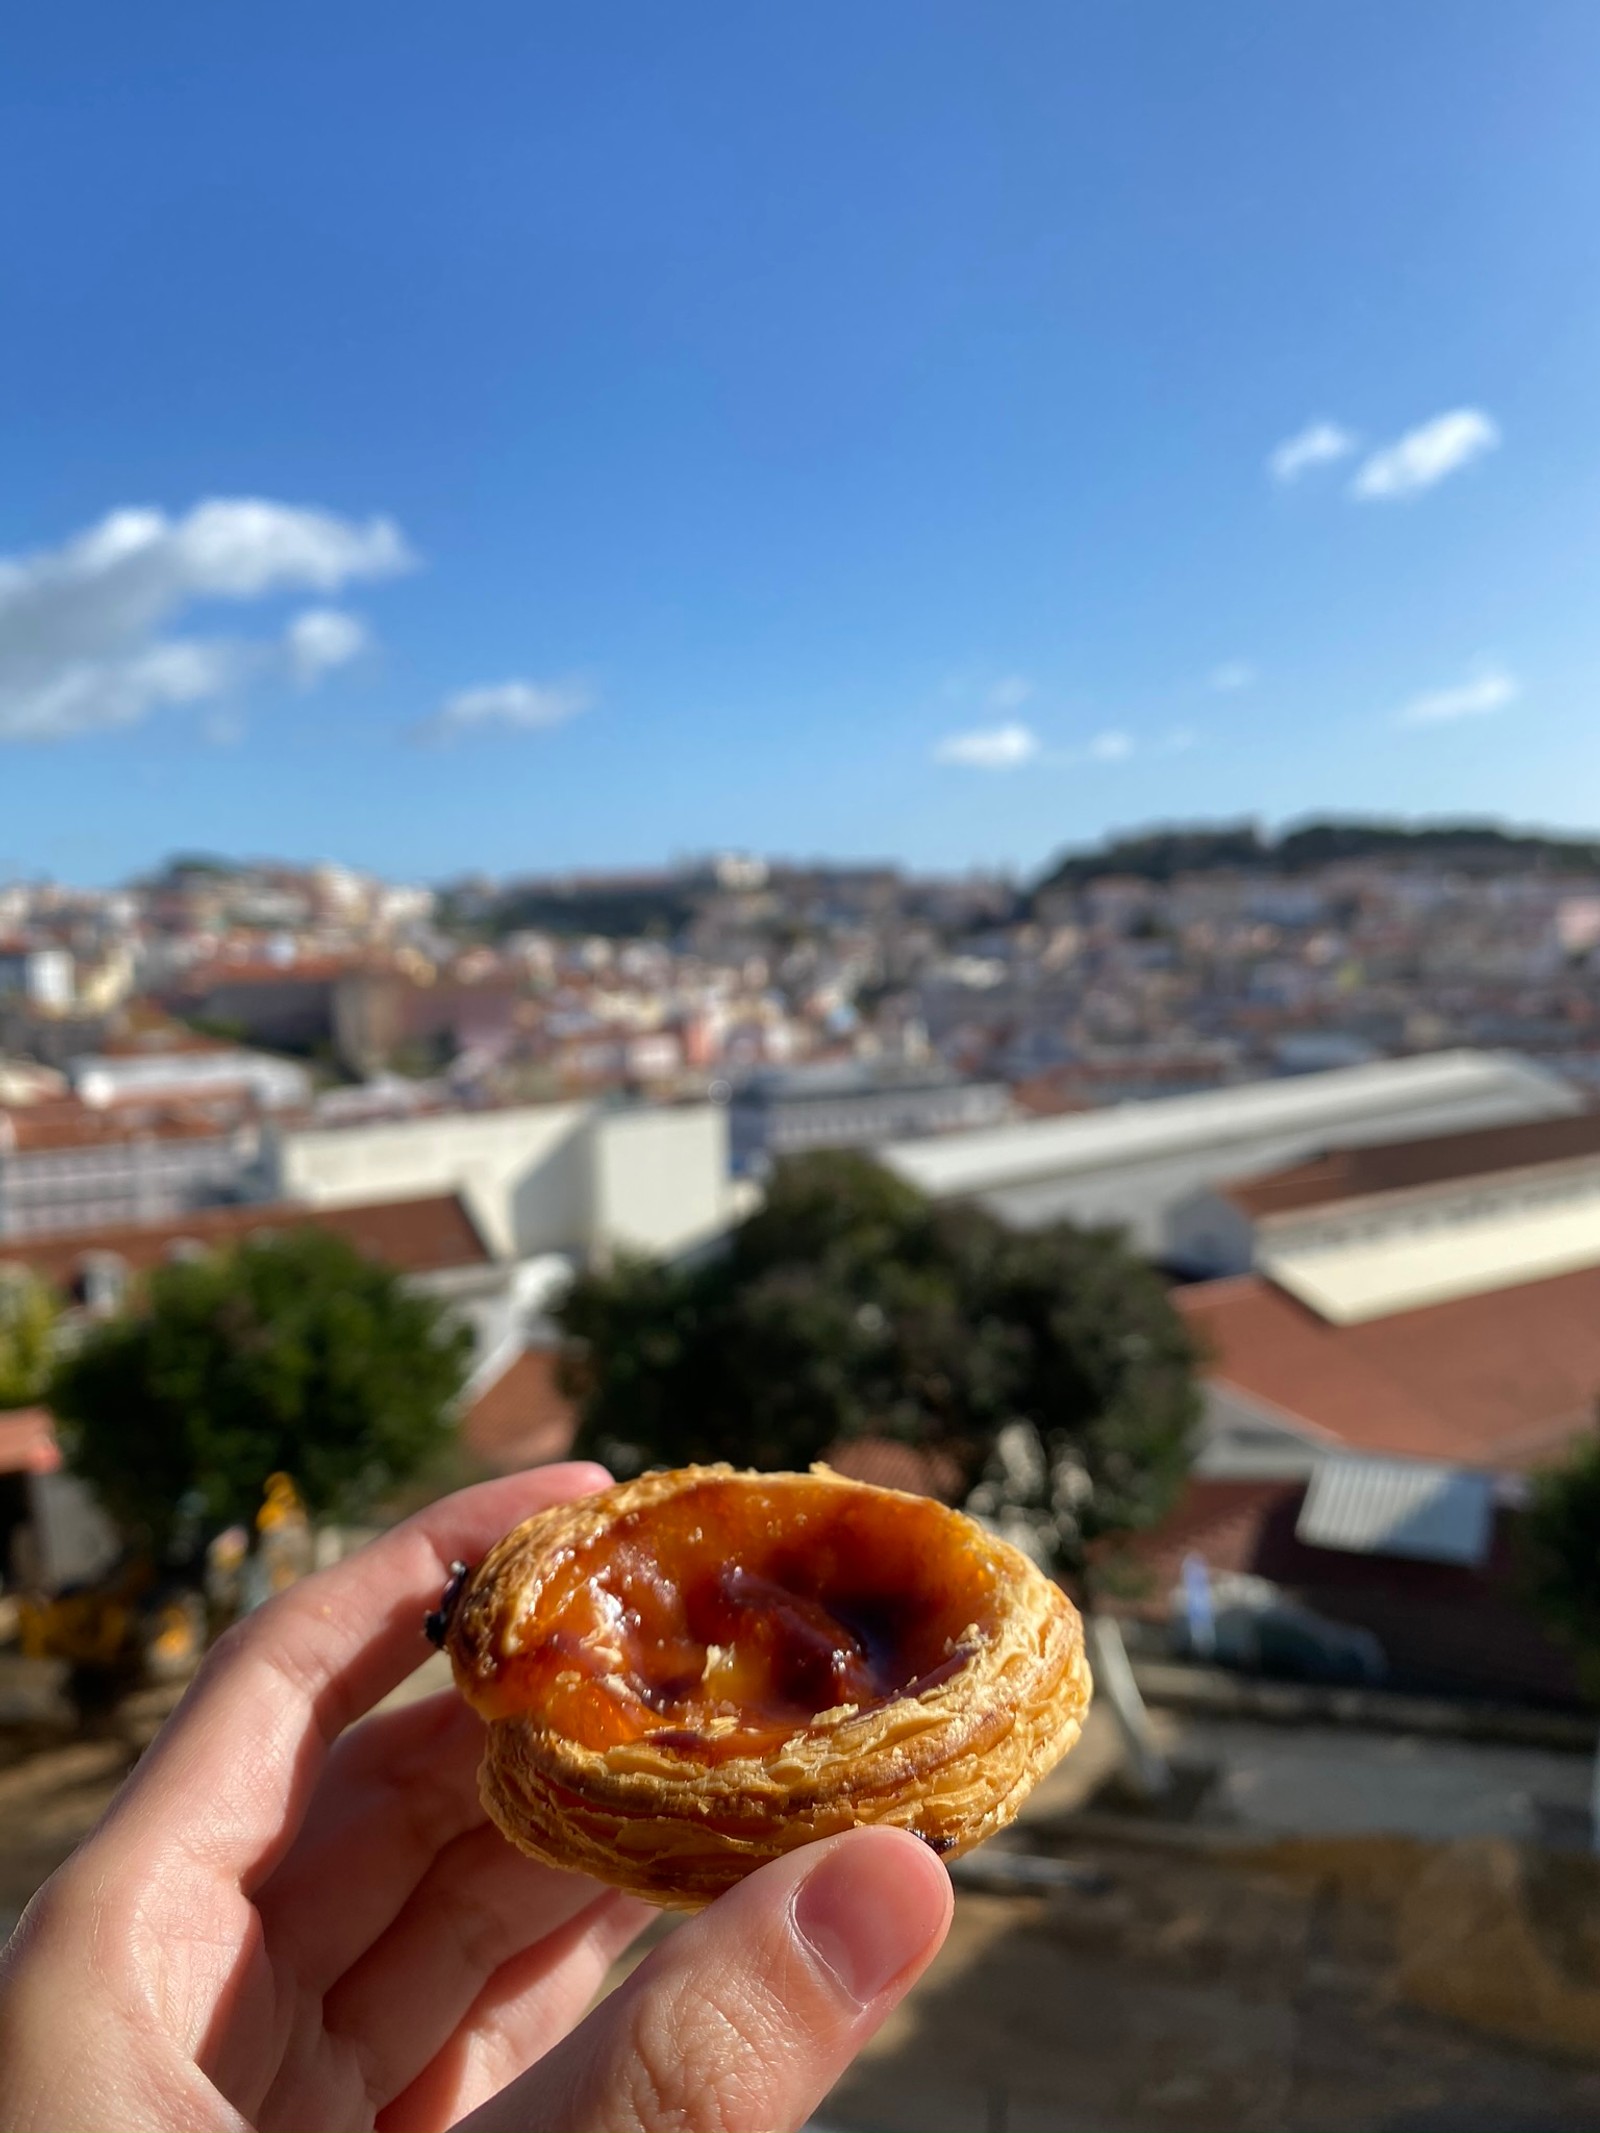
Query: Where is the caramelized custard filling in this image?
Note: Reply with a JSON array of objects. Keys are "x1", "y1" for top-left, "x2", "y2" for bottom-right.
[{"x1": 488, "y1": 1477, "x2": 997, "y2": 1758}]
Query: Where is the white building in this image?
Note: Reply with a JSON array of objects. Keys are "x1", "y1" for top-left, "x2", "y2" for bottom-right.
[
  {"x1": 262, "y1": 1096, "x2": 747, "y2": 1265},
  {"x1": 882, "y1": 1050, "x2": 1582, "y2": 1260},
  {"x1": 0, "y1": 949, "x2": 74, "y2": 1011},
  {"x1": 69, "y1": 1048, "x2": 312, "y2": 1113},
  {"x1": 1168, "y1": 1109, "x2": 1600, "y2": 1293}
]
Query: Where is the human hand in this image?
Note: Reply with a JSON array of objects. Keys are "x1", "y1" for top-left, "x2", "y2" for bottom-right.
[{"x1": 0, "y1": 1465, "x2": 952, "y2": 2132}]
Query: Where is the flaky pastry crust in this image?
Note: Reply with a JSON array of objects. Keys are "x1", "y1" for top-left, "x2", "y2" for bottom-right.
[{"x1": 443, "y1": 1463, "x2": 1091, "y2": 1908}]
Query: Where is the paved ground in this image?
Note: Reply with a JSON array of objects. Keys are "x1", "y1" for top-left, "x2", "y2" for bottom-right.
[
  {"x1": 817, "y1": 1848, "x2": 1600, "y2": 2133},
  {"x1": 1004, "y1": 1696, "x2": 1597, "y2": 1847},
  {"x1": 1160, "y1": 1711, "x2": 1596, "y2": 1848}
]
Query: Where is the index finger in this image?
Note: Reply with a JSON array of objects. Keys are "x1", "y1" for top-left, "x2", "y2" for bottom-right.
[{"x1": 101, "y1": 1463, "x2": 609, "y2": 1892}]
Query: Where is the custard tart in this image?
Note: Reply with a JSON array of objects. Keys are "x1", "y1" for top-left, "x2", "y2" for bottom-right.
[{"x1": 437, "y1": 1463, "x2": 1090, "y2": 1909}]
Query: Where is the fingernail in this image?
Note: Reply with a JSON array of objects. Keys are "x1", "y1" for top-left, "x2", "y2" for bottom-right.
[{"x1": 791, "y1": 1829, "x2": 950, "y2": 2009}]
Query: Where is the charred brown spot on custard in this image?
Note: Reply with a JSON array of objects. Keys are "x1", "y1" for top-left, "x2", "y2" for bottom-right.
[{"x1": 474, "y1": 1476, "x2": 996, "y2": 1762}]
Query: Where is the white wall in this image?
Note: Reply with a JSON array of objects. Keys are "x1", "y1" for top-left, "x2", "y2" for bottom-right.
[
  {"x1": 590, "y1": 1104, "x2": 733, "y2": 1258},
  {"x1": 266, "y1": 1101, "x2": 594, "y2": 1257},
  {"x1": 266, "y1": 1098, "x2": 737, "y2": 1264}
]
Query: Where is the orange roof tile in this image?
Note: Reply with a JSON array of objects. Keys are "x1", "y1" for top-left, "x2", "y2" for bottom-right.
[
  {"x1": 0, "y1": 1407, "x2": 60, "y2": 1475},
  {"x1": 1180, "y1": 1267, "x2": 1600, "y2": 1470},
  {"x1": 0, "y1": 1194, "x2": 491, "y2": 1286},
  {"x1": 462, "y1": 1349, "x2": 578, "y2": 1474},
  {"x1": 822, "y1": 1436, "x2": 965, "y2": 1501},
  {"x1": 2, "y1": 1097, "x2": 250, "y2": 1152},
  {"x1": 1223, "y1": 1110, "x2": 1600, "y2": 1221}
]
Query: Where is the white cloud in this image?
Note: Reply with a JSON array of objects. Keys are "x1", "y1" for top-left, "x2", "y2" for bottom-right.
[
  {"x1": 1351, "y1": 408, "x2": 1500, "y2": 501},
  {"x1": 1208, "y1": 660, "x2": 1256, "y2": 693},
  {"x1": 286, "y1": 607, "x2": 369, "y2": 685},
  {"x1": 1268, "y1": 420, "x2": 1358, "y2": 484},
  {"x1": 934, "y1": 722, "x2": 1040, "y2": 769},
  {"x1": 0, "y1": 498, "x2": 413, "y2": 741},
  {"x1": 0, "y1": 639, "x2": 244, "y2": 741},
  {"x1": 1085, "y1": 729, "x2": 1133, "y2": 762},
  {"x1": 419, "y1": 676, "x2": 595, "y2": 742},
  {"x1": 1397, "y1": 666, "x2": 1520, "y2": 727}
]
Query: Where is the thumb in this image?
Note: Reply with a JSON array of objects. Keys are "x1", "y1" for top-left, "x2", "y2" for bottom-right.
[{"x1": 459, "y1": 1826, "x2": 952, "y2": 2133}]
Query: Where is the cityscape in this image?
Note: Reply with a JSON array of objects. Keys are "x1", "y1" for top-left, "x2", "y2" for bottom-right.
[
  {"x1": 10, "y1": 817, "x2": 1600, "y2": 1176},
  {"x1": 6, "y1": 4, "x2": 1600, "y2": 2129}
]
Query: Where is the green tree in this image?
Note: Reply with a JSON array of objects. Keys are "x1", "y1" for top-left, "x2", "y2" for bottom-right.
[
  {"x1": 558, "y1": 1151, "x2": 1200, "y2": 1579},
  {"x1": 1523, "y1": 1430, "x2": 1600, "y2": 1698},
  {"x1": 50, "y1": 1229, "x2": 473, "y2": 1554},
  {"x1": 0, "y1": 1268, "x2": 57, "y2": 1408}
]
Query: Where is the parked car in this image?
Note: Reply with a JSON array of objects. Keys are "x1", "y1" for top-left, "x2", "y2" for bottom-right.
[{"x1": 1169, "y1": 1565, "x2": 1388, "y2": 1686}]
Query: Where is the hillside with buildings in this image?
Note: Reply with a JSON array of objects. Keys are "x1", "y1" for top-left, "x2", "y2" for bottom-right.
[{"x1": 2, "y1": 833, "x2": 1600, "y2": 1710}]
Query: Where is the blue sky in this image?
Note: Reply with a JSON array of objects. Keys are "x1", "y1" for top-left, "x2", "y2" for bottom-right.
[{"x1": 3, "y1": 2, "x2": 1600, "y2": 885}]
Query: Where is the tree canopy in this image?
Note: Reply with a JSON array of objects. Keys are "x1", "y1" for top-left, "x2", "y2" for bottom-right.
[
  {"x1": 0, "y1": 1268, "x2": 56, "y2": 1409},
  {"x1": 1522, "y1": 1432, "x2": 1600, "y2": 1699},
  {"x1": 1030, "y1": 815, "x2": 1600, "y2": 901},
  {"x1": 50, "y1": 1228, "x2": 473, "y2": 1554},
  {"x1": 557, "y1": 1151, "x2": 1201, "y2": 1577}
]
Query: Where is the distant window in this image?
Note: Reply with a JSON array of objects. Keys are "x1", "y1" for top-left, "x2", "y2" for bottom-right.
[{"x1": 165, "y1": 1239, "x2": 207, "y2": 1264}]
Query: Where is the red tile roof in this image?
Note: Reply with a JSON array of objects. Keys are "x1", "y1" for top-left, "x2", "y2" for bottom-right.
[
  {"x1": 462, "y1": 1348, "x2": 578, "y2": 1474},
  {"x1": 1, "y1": 1097, "x2": 249, "y2": 1152},
  {"x1": 0, "y1": 1194, "x2": 492, "y2": 1286},
  {"x1": 0, "y1": 1407, "x2": 60, "y2": 1475},
  {"x1": 171, "y1": 954, "x2": 395, "y2": 993},
  {"x1": 1223, "y1": 1110, "x2": 1600, "y2": 1221},
  {"x1": 1180, "y1": 1268, "x2": 1600, "y2": 1470},
  {"x1": 822, "y1": 1436, "x2": 965, "y2": 1501}
]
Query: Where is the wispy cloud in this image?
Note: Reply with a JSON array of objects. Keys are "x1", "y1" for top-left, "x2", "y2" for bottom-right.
[
  {"x1": 934, "y1": 721, "x2": 1039, "y2": 769},
  {"x1": 417, "y1": 676, "x2": 595, "y2": 743},
  {"x1": 286, "y1": 607, "x2": 369, "y2": 684},
  {"x1": 1268, "y1": 420, "x2": 1358, "y2": 485},
  {"x1": 1351, "y1": 408, "x2": 1500, "y2": 501},
  {"x1": 1208, "y1": 660, "x2": 1257, "y2": 693},
  {"x1": 1397, "y1": 666, "x2": 1520, "y2": 727},
  {"x1": 0, "y1": 499, "x2": 413, "y2": 741}
]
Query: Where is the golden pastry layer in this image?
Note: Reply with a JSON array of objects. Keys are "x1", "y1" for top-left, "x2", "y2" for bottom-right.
[{"x1": 442, "y1": 1463, "x2": 1091, "y2": 1908}]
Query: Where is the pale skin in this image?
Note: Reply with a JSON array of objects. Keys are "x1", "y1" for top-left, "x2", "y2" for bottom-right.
[{"x1": 0, "y1": 1464, "x2": 953, "y2": 2133}]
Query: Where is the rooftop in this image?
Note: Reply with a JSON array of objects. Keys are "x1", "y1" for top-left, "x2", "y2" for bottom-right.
[
  {"x1": 1261, "y1": 1195, "x2": 1600, "y2": 1323},
  {"x1": 0, "y1": 1192, "x2": 492, "y2": 1285},
  {"x1": 1295, "y1": 1454, "x2": 1495, "y2": 1567},
  {"x1": 1224, "y1": 1109, "x2": 1600, "y2": 1221},
  {"x1": 732, "y1": 1059, "x2": 966, "y2": 1101},
  {"x1": 462, "y1": 1347, "x2": 577, "y2": 1474},
  {"x1": 0, "y1": 1407, "x2": 59, "y2": 1476},
  {"x1": 0, "y1": 1096, "x2": 256, "y2": 1153},
  {"x1": 1180, "y1": 1266, "x2": 1600, "y2": 1470},
  {"x1": 884, "y1": 1050, "x2": 1579, "y2": 1200}
]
